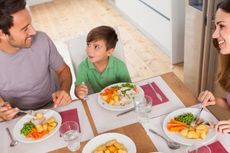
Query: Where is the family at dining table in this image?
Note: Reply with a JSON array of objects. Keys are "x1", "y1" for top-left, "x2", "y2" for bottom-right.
[{"x1": 0, "y1": 0, "x2": 229, "y2": 134}]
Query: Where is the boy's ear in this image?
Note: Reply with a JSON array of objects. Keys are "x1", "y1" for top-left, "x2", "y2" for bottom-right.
[{"x1": 107, "y1": 48, "x2": 114, "y2": 56}]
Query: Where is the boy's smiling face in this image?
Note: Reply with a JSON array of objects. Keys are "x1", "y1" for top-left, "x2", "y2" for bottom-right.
[{"x1": 86, "y1": 39, "x2": 113, "y2": 64}]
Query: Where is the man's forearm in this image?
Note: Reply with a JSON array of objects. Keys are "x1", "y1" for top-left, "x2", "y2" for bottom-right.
[{"x1": 57, "y1": 65, "x2": 72, "y2": 93}]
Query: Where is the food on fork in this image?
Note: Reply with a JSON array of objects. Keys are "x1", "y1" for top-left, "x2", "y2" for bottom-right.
[
  {"x1": 100, "y1": 83, "x2": 138, "y2": 106},
  {"x1": 92, "y1": 139, "x2": 127, "y2": 153}
]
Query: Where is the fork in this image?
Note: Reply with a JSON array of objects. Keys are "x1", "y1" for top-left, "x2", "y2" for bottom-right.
[
  {"x1": 148, "y1": 82, "x2": 163, "y2": 102},
  {"x1": 194, "y1": 107, "x2": 204, "y2": 125}
]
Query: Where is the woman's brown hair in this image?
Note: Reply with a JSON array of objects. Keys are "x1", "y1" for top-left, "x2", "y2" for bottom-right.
[{"x1": 214, "y1": 0, "x2": 230, "y2": 91}]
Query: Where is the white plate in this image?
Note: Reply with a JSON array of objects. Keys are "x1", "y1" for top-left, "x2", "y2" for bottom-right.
[
  {"x1": 163, "y1": 108, "x2": 218, "y2": 146},
  {"x1": 82, "y1": 133, "x2": 136, "y2": 153},
  {"x1": 98, "y1": 82, "x2": 144, "y2": 111},
  {"x1": 13, "y1": 109, "x2": 62, "y2": 143}
]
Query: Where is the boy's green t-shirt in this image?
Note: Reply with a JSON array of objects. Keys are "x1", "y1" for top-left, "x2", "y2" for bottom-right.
[{"x1": 75, "y1": 56, "x2": 131, "y2": 93}]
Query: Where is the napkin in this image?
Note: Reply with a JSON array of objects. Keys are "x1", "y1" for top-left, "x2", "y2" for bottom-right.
[
  {"x1": 59, "y1": 109, "x2": 81, "y2": 131},
  {"x1": 141, "y1": 82, "x2": 169, "y2": 105},
  {"x1": 189, "y1": 141, "x2": 228, "y2": 153},
  {"x1": 208, "y1": 141, "x2": 228, "y2": 153}
]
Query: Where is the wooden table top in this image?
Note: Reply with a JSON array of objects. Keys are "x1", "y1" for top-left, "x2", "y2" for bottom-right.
[{"x1": 50, "y1": 72, "x2": 229, "y2": 153}]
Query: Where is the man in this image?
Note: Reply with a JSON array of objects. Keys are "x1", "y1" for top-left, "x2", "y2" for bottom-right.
[{"x1": 0, "y1": 0, "x2": 72, "y2": 120}]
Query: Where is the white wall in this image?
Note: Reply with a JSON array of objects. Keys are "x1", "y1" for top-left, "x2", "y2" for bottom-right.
[{"x1": 26, "y1": 0, "x2": 52, "y2": 6}]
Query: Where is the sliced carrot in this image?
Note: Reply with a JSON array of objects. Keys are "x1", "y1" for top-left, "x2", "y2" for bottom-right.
[
  {"x1": 168, "y1": 126, "x2": 183, "y2": 132},
  {"x1": 169, "y1": 119, "x2": 187, "y2": 126}
]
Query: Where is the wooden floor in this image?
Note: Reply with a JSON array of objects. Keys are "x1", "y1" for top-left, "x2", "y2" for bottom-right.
[{"x1": 30, "y1": 0, "x2": 184, "y2": 82}]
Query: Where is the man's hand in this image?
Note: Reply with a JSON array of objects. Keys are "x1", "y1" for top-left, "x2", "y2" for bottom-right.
[
  {"x1": 52, "y1": 90, "x2": 72, "y2": 107},
  {"x1": 75, "y1": 84, "x2": 88, "y2": 100},
  {"x1": 0, "y1": 103, "x2": 18, "y2": 121}
]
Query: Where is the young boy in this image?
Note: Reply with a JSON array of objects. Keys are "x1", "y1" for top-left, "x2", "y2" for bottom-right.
[{"x1": 75, "y1": 26, "x2": 131, "y2": 99}]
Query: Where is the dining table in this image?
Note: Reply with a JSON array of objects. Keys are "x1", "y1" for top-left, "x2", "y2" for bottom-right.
[{"x1": 1, "y1": 72, "x2": 230, "y2": 153}]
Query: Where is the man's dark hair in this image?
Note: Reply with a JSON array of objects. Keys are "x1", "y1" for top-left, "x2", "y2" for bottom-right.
[
  {"x1": 0, "y1": 0, "x2": 26, "y2": 35},
  {"x1": 87, "y1": 26, "x2": 118, "y2": 50}
]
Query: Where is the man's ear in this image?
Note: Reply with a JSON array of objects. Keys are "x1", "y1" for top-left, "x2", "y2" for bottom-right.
[
  {"x1": 107, "y1": 48, "x2": 114, "y2": 56},
  {"x1": 0, "y1": 30, "x2": 7, "y2": 39}
]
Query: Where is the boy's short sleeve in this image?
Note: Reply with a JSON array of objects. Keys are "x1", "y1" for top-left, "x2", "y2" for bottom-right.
[
  {"x1": 117, "y1": 60, "x2": 131, "y2": 82},
  {"x1": 75, "y1": 60, "x2": 88, "y2": 85}
]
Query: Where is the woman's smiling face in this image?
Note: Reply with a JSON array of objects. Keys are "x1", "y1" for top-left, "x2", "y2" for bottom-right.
[{"x1": 213, "y1": 8, "x2": 230, "y2": 54}]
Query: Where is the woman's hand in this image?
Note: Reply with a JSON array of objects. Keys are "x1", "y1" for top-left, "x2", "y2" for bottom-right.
[
  {"x1": 214, "y1": 119, "x2": 230, "y2": 134},
  {"x1": 0, "y1": 103, "x2": 18, "y2": 121},
  {"x1": 198, "y1": 90, "x2": 216, "y2": 107},
  {"x1": 75, "y1": 84, "x2": 88, "y2": 100}
]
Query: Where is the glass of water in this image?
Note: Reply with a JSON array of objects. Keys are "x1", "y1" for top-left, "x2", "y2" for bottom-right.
[
  {"x1": 59, "y1": 121, "x2": 81, "y2": 152},
  {"x1": 135, "y1": 95, "x2": 153, "y2": 123}
]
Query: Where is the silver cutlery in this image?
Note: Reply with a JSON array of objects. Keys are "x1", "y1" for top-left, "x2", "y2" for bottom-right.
[
  {"x1": 17, "y1": 109, "x2": 34, "y2": 115},
  {"x1": 6, "y1": 128, "x2": 18, "y2": 147},
  {"x1": 116, "y1": 107, "x2": 135, "y2": 117},
  {"x1": 148, "y1": 82, "x2": 163, "y2": 102},
  {"x1": 149, "y1": 129, "x2": 180, "y2": 150},
  {"x1": 194, "y1": 107, "x2": 204, "y2": 125},
  {"x1": 149, "y1": 112, "x2": 171, "y2": 119}
]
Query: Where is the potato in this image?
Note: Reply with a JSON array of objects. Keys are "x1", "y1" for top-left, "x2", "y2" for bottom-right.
[
  {"x1": 118, "y1": 150, "x2": 128, "y2": 153},
  {"x1": 35, "y1": 112, "x2": 44, "y2": 120},
  {"x1": 114, "y1": 142, "x2": 124, "y2": 149},
  {"x1": 49, "y1": 122, "x2": 57, "y2": 128},
  {"x1": 107, "y1": 145, "x2": 117, "y2": 152},
  {"x1": 92, "y1": 139, "x2": 127, "y2": 153},
  {"x1": 47, "y1": 117, "x2": 55, "y2": 123},
  {"x1": 36, "y1": 125, "x2": 43, "y2": 132},
  {"x1": 106, "y1": 140, "x2": 117, "y2": 146},
  {"x1": 48, "y1": 126, "x2": 55, "y2": 132},
  {"x1": 180, "y1": 128, "x2": 189, "y2": 137},
  {"x1": 42, "y1": 123, "x2": 48, "y2": 131},
  {"x1": 187, "y1": 131, "x2": 199, "y2": 139},
  {"x1": 105, "y1": 150, "x2": 110, "y2": 153}
]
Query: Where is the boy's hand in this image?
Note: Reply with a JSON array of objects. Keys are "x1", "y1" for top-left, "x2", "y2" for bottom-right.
[
  {"x1": 75, "y1": 84, "x2": 88, "y2": 100},
  {"x1": 198, "y1": 90, "x2": 216, "y2": 107},
  {"x1": 0, "y1": 103, "x2": 18, "y2": 121}
]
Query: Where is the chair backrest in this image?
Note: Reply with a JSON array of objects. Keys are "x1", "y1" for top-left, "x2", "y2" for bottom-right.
[{"x1": 66, "y1": 28, "x2": 126, "y2": 76}]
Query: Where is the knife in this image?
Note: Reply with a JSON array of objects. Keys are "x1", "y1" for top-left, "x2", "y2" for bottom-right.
[
  {"x1": 148, "y1": 82, "x2": 163, "y2": 102},
  {"x1": 116, "y1": 107, "x2": 135, "y2": 117}
]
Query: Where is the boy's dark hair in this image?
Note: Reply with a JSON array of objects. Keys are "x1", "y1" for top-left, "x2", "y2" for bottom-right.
[
  {"x1": 0, "y1": 0, "x2": 26, "y2": 35},
  {"x1": 87, "y1": 26, "x2": 118, "y2": 50}
]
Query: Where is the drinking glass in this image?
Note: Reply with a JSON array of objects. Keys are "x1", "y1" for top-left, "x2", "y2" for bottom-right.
[
  {"x1": 135, "y1": 95, "x2": 153, "y2": 123},
  {"x1": 59, "y1": 121, "x2": 81, "y2": 152},
  {"x1": 186, "y1": 143, "x2": 211, "y2": 153}
]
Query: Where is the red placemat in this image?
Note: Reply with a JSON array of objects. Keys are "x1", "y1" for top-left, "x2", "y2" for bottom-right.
[
  {"x1": 59, "y1": 109, "x2": 81, "y2": 131},
  {"x1": 141, "y1": 82, "x2": 169, "y2": 105},
  {"x1": 188, "y1": 141, "x2": 228, "y2": 153},
  {"x1": 208, "y1": 141, "x2": 228, "y2": 153}
]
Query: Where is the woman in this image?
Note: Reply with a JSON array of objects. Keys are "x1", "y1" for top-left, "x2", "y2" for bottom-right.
[{"x1": 198, "y1": 0, "x2": 230, "y2": 134}]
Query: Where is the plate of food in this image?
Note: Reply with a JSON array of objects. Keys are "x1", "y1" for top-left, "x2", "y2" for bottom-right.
[
  {"x1": 13, "y1": 109, "x2": 61, "y2": 143},
  {"x1": 82, "y1": 132, "x2": 136, "y2": 153},
  {"x1": 98, "y1": 82, "x2": 144, "y2": 111},
  {"x1": 163, "y1": 108, "x2": 218, "y2": 146}
]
